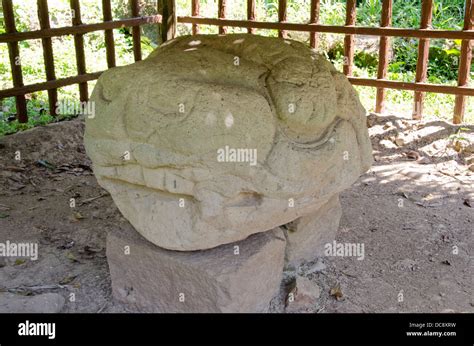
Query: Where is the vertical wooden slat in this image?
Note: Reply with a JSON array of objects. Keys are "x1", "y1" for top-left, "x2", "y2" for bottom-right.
[
  {"x1": 70, "y1": 0, "x2": 88, "y2": 102},
  {"x1": 309, "y1": 0, "x2": 320, "y2": 49},
  {"x1": 453, "y1": 0, "x2": 474, "y2": 124},
  {"x1": 130, "y1": 0, "x2": 142, "y2": 61},
  {"x1": 218, "y1": 0, "x2": 227, "y2": 34},
  {"x1": 2, "y1": 0, "x2": 28, "y2": 123},
  {"x1": 157, "y1": 0, "x2": 163, "y2": 42},
  {"x1": 247, "y1": 0, "x2": 256, "y2": 34},
  {"x1": 37, "y1": 0, "x2": 57, "y2": 117},
  {"x1": 192, "y1": 0, "x2": 200, "y2": 35},
  {"x1": 102, "y1": 0, "x2": 116, "y2": 68},
  {"x1": 375, "y1": 0, "x2": 392, "y2": 114},
  {"x1": 161, "y1": 0, "x2": 176, "y2": 42},
  {"x1": 343, "y1": 0, "x2": 357, "y2": 76},
  {"x1": 278, "y1": 0, "x2": 287, "y2": 38},
  {"x1": 412, "y1": 0, "x2": 433, "y2": 120}
]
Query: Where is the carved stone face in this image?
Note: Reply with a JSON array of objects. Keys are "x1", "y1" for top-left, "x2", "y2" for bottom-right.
[{"x1": 84, "y1": 34, "x2": 372, "y2": 251}]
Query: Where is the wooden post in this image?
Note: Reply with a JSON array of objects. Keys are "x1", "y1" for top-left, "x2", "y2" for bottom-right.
[
  {"x1": 102, "y1": 0, "x2": 116, "y2": 68},
  {"x1": 161, "y1": 0, "x2": 176, "y2": 42},
  {"x1": 2, "y1": 0, "x2": 28, "y2": 122},
  {"x1": 309, "y1": 0, "x2": 320, "y2": 49},
  {"x1": 218, "y1": 0, "x2": 227, "y2": 34},
  {"x1": 247, "y1": 0, "x2": 256, "y2": 34},
  {"x1": 278, "y1": 0, "x2": 287, "y2": 39},
  {"x1": 412, "y1": 0, "x2": 433, "y2": 120},
  {"x1": 375, "y1": 0, "x2": 392, "y2": 114},
  {"x1": 453, "y1": 0, "x2": 473, "y2": 124},
  {"x1": 130, "y1": 0, "x2": 142, "y2": 61},
  {"x1": 343, "y1": 0, "x2": 357, "y2": 76},
  {"x1": 70, "y1": 0, "x2": 88, "y2": 102},
  {"x1": 37, "y1": 0, "x2": 57, "y2": 117},
  {"x1": 192, "y1": 0, "x2": 200, "y2": 35}
]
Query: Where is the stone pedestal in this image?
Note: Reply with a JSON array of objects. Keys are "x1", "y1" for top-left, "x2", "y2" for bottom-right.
[
  {"x1": 106, "y1": 195, "x2": 341, "y2": 312},
  {"x1": 282, "y1": 195, "x2": 342, "y2": 268},
  {"x1": 107, "y1": 226, "x2": 286, "y2": 312}
]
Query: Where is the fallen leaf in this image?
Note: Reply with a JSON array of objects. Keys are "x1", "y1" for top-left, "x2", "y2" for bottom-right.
[
  {"x1": 422, "y1": 194, "x2": 435, "y2": 201},
  {"x1": 14, "y1": 259, "x2": 26, "y2": 266},
  {"x1": 36, "y1": 160, "x2": 55, "y2": 170},
  {"x1": 82, "y1": 245, "x2": 102, "y2": 253},
  {"x1": 66, "y1": 252, "x2": 79, "y2": 262},
  {"x1": 330, "y1": 285, "x2": 344, "y2": 300},
  {"x1": 383, "y1": 122, "x2": 393, "y2": 130},
  {"x1": 73, "y1": 212, "x2": 84, "y2": 220},
  {"x1": 395, "y1": 137, "x2": 405, "y2": 146},
  {"x1": 396, "y1": 191, "x2": 409, "y2": 199},
  {"x1": 59, "y1": 275, "x2": 77, "y2": 285},
  {"x1": 405, "y1": 150, "x2": 420, "y2": 160},
  {"x1": 453, "y1": 141, "x2": 462, "y2": 153}
]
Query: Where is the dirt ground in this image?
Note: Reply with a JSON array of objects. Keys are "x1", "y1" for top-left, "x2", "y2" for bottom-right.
[{"x1": 0, "y1": 114, "x2": 472, "y2": 313}]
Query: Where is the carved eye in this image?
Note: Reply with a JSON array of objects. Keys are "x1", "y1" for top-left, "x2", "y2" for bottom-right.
[
  {"x1": 279, "y1": 118, "x2": 342, "y2": 150},
  {"x1": 267, "y1": 81, "x2": 338, "y2": 147}
]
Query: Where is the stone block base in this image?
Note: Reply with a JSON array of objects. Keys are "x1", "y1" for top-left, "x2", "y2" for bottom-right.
[
  {"x1": 107, "y1": 226, "x2": 286, "y2": 312},
  {"x1": 282, "y1": 194, "x2": 342, "y2": 268}
]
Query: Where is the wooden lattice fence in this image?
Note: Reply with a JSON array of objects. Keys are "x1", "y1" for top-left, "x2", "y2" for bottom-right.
[{"x1": 0, "y1": 0, "x2": 473, "y2": 123}]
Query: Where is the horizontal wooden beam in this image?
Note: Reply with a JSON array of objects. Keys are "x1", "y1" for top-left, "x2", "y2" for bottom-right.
[
  {"x1": 178, "y1": 16, "x2": 474, "y2": 40},
  {"x1": 348, "y1": 77, "x2": 474, "y2": 96},
  {"x1": 4, "y1": 15, "x2": 470, "y2": 43},
  {"x1": 0, "y1": 72, "x2": 103, "y2": 98},
  {"x1": 0, "y1": 15, "x2": 162, "y2": 43},
  {"x1": 1, "y1": 73, "x2": 473, "y2": 100}
]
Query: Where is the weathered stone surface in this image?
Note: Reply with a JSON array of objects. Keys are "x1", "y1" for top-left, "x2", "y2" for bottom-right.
[
  {"x1": 107, "y1": 225, "x2": 286, "y2": 312},
  {"x1": 85, "y1": 34, "x2": 372, "y2": 251},
  {"x1": 285, "y1": 276, "x2": 320, "y2": 313},
  {"x1": 0, "y1": 293, "x2": 65, "y2": 313},
  {"x1": 282, "y1": 194, "x2": 342, "y2": 267}
]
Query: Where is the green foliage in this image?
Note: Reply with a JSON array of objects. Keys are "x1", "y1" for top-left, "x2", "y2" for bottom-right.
[
  {"x1": 389, "y1": 39, "x2": 472, "y2": 82},
  {"x1": 389, "y1": 39, "x2": 419, "y2": 74},
  {"x1": 327, "y1": 0, "x2": 471, "y2": 83},
  {"x1": 427, "y1": 44, "x2": 461, "y2": 82},
  {"x1": 319, "y1": 0, "x2": 346, "y2": 25},
  {"x1": 356, "y1": 0, "x2": 381, "y2": 27},
  {"x1": 328, "y1": 42, "x2": 378, "y2": 73}
]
